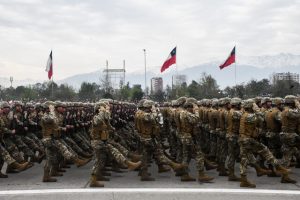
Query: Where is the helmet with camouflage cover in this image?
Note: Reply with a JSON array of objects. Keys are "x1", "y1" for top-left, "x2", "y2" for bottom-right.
[
  {"x1": 272, "y1": 97, "x2": 283, "y2": 106},
  {"x1": 206, "y1": 99, "x2": 212, "y2": 106},
  {"x1": 138, "y1": 99, "x2": 146, "y2": 108},
  {"x1": 222, "y1": 97, "x2": 231, "y2": 105},
  {"x1": 44, "y1": 101, "x2": 55, "y2": 108},
  {"x1": 254, "y1": 96, "x2": 262, "y2": 104},
  {"x1": 196, "y1": 100, "x2": 203, "y2": 106},
  {"x1": 183, "y1": 101, "x2": 193, "y2": 108},
  {"x1": 230, "y1": 97, "x2": 242, "y2": 106},
  {"x1": 34, "y1": 102, "x2": 41, "y2": 109},
  {"x1": 186, "y1": 97, "x2": 197, "y2": 105},
  {"x1": 211, "y1": 99, "x2": 219, "y2": 107},
  {"x1": 176, "y1": 97, "x2": 187, "y2": 107},
  {"x1": 13, "y1": 101, "x2": 23, "y2": 107},
  {"x1": 0, "y1": 101, "x2": 10, "y2": 109},
  {"x1": 25, "y1": 102, "x2": 34, "y2": 108},
  {"x1": 218, "y1": 98, "x2": 224, "y2": 106},
  {"x1": 284, "y1": 95, "x2": 296, "y2": 104},
  {"x1": 143, "y1": 100, "x2": 155, "y2": 108},
  {"x1": 243, "y1": 99, "x2": 255, "y2": 109},
  {"x1": 171, "y1": 100, "x2": 177, "y2": 107},
  {"x1": 261, "y1": 97, "x2": 271, "y2": 104},
  {"x1": 54, "y1": 101, "x2": 66, "y2": 108}
]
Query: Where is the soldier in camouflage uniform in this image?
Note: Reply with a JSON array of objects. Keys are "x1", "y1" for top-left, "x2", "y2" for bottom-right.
[
  {"x1": 279, "y1": 95, "x2": 300, "y2": 183},
  {"x1": 0, "y1": 102, "x2": 28, "y2": 170},
  {"x1": 226, "y1": 97, "x2": 242, "y2": 181},
  {"x1": 207, "y1": 99, "x2": 219, "y2": 164},
  {"x1": 0, "y1": 105, "x2": 30, "y2": 178},
  {"x1": 216, "y1": 97, "x2": 230, "y2": 176},
  {"x1": 89, "y1": 101, "x2": 141, "y2": 187},
  {"x1": 11, "y1": 101, "x2": 39, "y2": 162},
  {"x1": 40, "y1": 102, "x2": 59, "y2": 182},
  {"x1": 136, "y1": 100, "x2": 184, "y2": 181},
  {"x1": 239, "y1": 99, "x2": 290, "y2": 188},
  {"x1": 264, "y1": 97, "x2": 283, "y2": 177},
  {"x1": 180, "y1": 99, "x2": 214, "y2": 183}
]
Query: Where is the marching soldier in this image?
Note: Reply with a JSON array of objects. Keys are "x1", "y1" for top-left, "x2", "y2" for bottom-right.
[
  {"x1": 239, "y1": 99, "x2": 290, "y2": 188},
  {"x1": 89, "y1": 101, "x2": 141, "y2": 187}
]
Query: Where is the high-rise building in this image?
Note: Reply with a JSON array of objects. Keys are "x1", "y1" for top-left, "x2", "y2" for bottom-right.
[
  {"x1": 272, "y1": 72, "x2": 299, "y2": 84},
  {"x1": 151, "y1": 77, "x2": 163, "y2": 94}
]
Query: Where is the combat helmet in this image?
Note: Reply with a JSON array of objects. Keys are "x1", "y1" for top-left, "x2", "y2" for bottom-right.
[
  {"x1": 143, "y1": 100, "x2": 155, "y2": 108},
  {"x1": 243, "y1": 99, "x2": 255, "y2": 109},
  {"x1": 284, "y1": 95, "x2": 296, "y2": 104},
  {"x1": 230, "y1": 97, "x2": 242, "y2": 106}
]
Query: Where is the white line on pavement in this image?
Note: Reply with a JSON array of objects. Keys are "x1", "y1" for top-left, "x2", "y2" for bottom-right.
[{"x1": 0, "y1": 188, "x2": 300, "y2": 195}]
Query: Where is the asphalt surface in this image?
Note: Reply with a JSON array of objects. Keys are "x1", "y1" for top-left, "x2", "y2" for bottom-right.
[{"x1": 1, "y1": 161, "x2": 300, "y2": 199}]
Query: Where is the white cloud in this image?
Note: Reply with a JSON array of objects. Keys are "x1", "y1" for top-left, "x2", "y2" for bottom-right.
[{"x1": 0, "y1": 0, "x2": 299, "y2": 81}]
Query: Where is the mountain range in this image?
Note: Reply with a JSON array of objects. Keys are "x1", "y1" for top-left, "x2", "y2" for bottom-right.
[{"x1": 1, "y1": 53, "x2": 300, "y2": 90}]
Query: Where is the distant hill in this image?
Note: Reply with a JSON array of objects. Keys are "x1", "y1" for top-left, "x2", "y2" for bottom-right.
[{"x1": 1, "y1": 53, "x2": 300, "y2": 89}]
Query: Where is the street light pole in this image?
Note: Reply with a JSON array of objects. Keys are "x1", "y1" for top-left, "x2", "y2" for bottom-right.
[{"x1": 143, "y1": 49, "x2": 147, "y2": 95}]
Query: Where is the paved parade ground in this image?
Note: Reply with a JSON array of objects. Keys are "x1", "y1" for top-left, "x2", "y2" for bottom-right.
[{"x1": 1, "y1": 161, "x2": 300, "y2": 199}]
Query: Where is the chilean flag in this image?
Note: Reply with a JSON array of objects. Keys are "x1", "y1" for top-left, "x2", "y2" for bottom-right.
[
  {"x1": 45, "y1": 51, "x2": 53, "y2": 80},
  {"x1": 219, "y1": 46, "x2": 235, "y2": 70},
  {"x1": 161, "y1": 47, "x2": 176, "y2": 73}
]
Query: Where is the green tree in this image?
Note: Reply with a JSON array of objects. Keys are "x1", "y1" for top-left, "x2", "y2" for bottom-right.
[{"x1": 131, "y1": 85, "x2": 144, "y2": 101}]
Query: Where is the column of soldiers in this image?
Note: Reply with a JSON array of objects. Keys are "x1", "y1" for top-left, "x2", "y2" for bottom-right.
[
  {"x1": 1, "y1": 96, "x2": 300, "y2": 188},
  {"x1": 158, "y1": 95, "x2": 298, "y2": 188}
]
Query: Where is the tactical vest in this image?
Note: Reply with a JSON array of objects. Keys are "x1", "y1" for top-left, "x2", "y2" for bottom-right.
[
  {"x1": 265, "y1": 108, "x2": 281, "y2": 133},
  {"x1": 134, "y1": 110, "x2": 143, "y2": 133},
  {"x1": 281, "y1": 107, "x2": 298, "y2": 133},
  {"x1": 208, "y1": 108, "x2": 219, "y2": 131},
  {"x1": 226, "y1": 109, "x2": 240, "y2": 136},
  {"x1": 239, "y1": 112, "x2": 258, "y2": 138},
  {"x1": 41, "y1": 114, "x2": 56, "y2": 138},
  {"x1": 91, "y1": 113, "x2": 109, "y2": 141},
  {"x1": 139, "y1": 112, "x2": 153, "y2": 138},
  {"x1": 179, "y1": 111, "x2": 194, "y2": 137}
]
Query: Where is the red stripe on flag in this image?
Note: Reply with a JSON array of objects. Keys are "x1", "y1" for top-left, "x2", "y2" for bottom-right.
[
  {"x1": 48, "y1": 63, "x2": 53, "y2": 79},
  {"x1": 161, "y1": 55, "x2": 176, "y2": 72},
  {"x1": 219, "y1": 54, "x2": 235, "y2": 69}
]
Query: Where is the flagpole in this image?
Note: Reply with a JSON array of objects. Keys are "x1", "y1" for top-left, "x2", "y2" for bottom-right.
[
  {"x1": 51, "y1": 49, "x2": 54, "y2": 99},
  {"x1": 175, "y1": 45, "x2": 178, "y2": 98},
  {"x1": 143, "y1": 49, "x2": 147, "y2": 96},
  {"x1": 235, "y1": 45, "x2": 237, "y2": 87}
]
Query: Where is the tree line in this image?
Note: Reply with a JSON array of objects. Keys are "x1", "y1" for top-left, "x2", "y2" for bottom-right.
[{"x1": 0, "y1": 73, "x2": 299, "y2": 102}]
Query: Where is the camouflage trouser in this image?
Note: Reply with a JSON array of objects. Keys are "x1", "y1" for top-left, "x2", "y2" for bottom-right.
[
  {"x1": 216, "y1": 131, "x2": 228, "y2": 165},
  {"x1": 2, "y1": 138, "x2": 24, "y2": 162},
  {"x1": 54, "y1": 139, "x2": 77, "y2": 161},
  {"x1": 22, "y1": 135, "x2": 40, "y2": 152},
  {"x1": 109, "y1": 140, "x2": 129, "y2": 157},
  {"x1": 140, "y1": 138, "x2": 172, "y2": 171},
  {"x1": 266, "y1": 132, "x2": 281, "y2": 159},
  {"x1": 179, "y1": 136, "x2": 205, "y2": 172},
  {"x1": 201, "y1": 124, "x2": 210, "y2": 154},
  {"x1": 280, "y1": 132, "x2": 300, "y2": 167},
  {"x1": 168, "y1": 127, "x2": 178, "y2": 159},
  {"x1": 0, "y1": 144, "x2": 16, "y2": 165},
  {"x1": 239, "y1": 137, "x2": 278, "y2": 175},
  {"x1": 208, "y1": 131, "x2": 217, "y2": 159},
  {"x1": 64, "y1": 136, "x2": 84, "y2": 155},
  {"x1": 227, "y1": 135, "x2": 239, "y2": 170},
  {"x1": 13, "y1": 135, "x2": 35, "y2": 157},
  {"x1": 90, "y1": 140, "x2": 127, "y2": 176},
  {"x1": 27, "y1": 132, "x2": 44, "y2": 150},
  {"x1": 42, "y1": 138, "x2": 57, "y2": 173}
]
